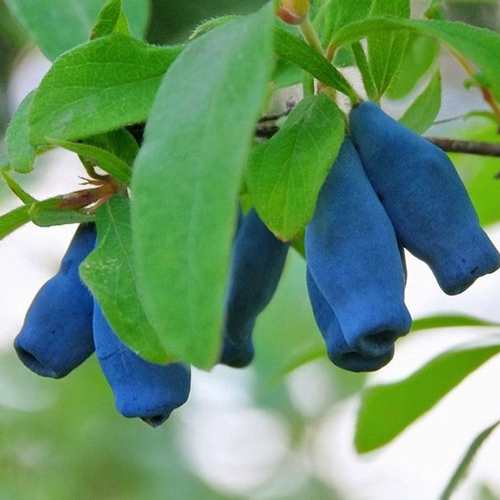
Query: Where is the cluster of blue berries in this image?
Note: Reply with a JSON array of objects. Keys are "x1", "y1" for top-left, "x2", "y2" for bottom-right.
[
  {"x1": 306, "y1": 102, "x2": 500, "y2": 372},
  {"x1": 13, "y1": 101, "x2": 500, "y2": 425},
  {"x1": 14, "y1": 209, "x2": 288, "y2": 426}
]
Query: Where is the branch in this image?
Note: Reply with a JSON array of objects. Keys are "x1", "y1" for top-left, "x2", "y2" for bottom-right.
[
  {"x1": 426, "y1": 137, "x2": 500, "y2": 158},
  {"x1": 255, "y1": 125, "x2": 500, "y2": 160}
]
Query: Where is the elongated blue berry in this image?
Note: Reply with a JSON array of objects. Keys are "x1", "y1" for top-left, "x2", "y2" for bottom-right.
[
  {"x1": 14, "y1": 224, "x2": 96, "y2": 378},
  {"x1": 306, "y1": 139, "x2": 411, "y2": 363},
  {"x1": 93, "y1": 301, "x2": 190, "y2": 427},
  {"x1": 220, "y1": 209, "x2": 289, "y2": 368},
  {"x1": 306, "y1": 269, "x2": 394, "y2": 372},
  {"x1": 350, "y1": 101, "x2": 500, "y2": 295}
]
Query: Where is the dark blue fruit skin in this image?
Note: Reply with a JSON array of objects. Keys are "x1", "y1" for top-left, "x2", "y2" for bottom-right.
[
  {"x1": 306, "y1": 269, "x2": 394, "y2": 372},
  {"x1": 220, "y1": 209, "x2": 289, "y2": 368},
  {"x1": 14, "y1": 224, "x2": 96, "y2": 379},
  {"x1": 93, "y1": 301, "x2": 190, "y2": 427},
  {"x1": 350, "y1": 101, "x2": 500, "y2": 295},
  {"x1": 305, "y1": 139, "x2": 411, "y2": 361}
]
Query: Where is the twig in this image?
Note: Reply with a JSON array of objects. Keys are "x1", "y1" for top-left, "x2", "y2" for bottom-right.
[
  {"x1": 426, "y1": 137, "x2": 500, "y2": 158},
  {"x1": 255, "y1": 124, "x2": 500, "y2": 160}
]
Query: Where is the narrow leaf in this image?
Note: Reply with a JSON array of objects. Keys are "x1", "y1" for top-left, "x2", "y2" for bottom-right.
[
  {"x1": 356, "y1": 339, "x2": 500, "y2": 453},
  {"x1": 29, "y1": 203, "x2": 94, "y2": 227},
  {"x1": 49, "y1": 139, "x2": 132, "y2": 186},
  {"x1": 80, "y1": 197, "x2": 168, "y2": 364},
  {"x1": 6, "y1": 91, "x2": 36, "y2": 174},
  {"x1": 440, "y1": 420, "x2": 500, "y2": 500},
  {"x1": 132, "y1": 5, "x2": 275, "y2": 369},
  {"x1": 247, "y1": 94, "x2": 345, "y2": 240},
  {"x1": 412, "y1": 314, "x2": 500, "y2": 332},
  {"x1": 274, "y1": 26, "x2": 357, "y2": 101},
  {"x1": 387, "y1": 34, "x2": 440, "y2": 100},
  {"x1": 368, "y1": 0, "x2": 410, "y2": 98},
  {"x1": 29, "y1": 34, "x2": 182, "y2": 145},
  {"x1": 399, "y1": 70, "x2": 442, "y2": 135},
  {"x1": 5, "y1": 0, "x2": 150, "y2": 60},
  {"x1": 0, "y1": 205, "x2": 30, "y2": 240},
  {"x1": 352, "y1": 42, "x2": 377, "y2": 101},
  {"x1": 1, "y1": 171, "x2": 36, "y2": 204}
]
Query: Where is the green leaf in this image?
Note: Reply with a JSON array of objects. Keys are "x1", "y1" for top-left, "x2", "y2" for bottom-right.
[
  {"x1": 131, "y1": 5, "x2": 275, "y2": 369},
  {"x1": 399, "y1": 70, "x2": 442, "y2": 135},
  {"x1": 273, "y1": 59, "x2": 303, "y2": 89},
  {"x1": 49, "y1": 138, "x2": 133, "y2": 186},
  {"x1": 85, "y1": 128, "x2": 139, "y2": 166},
  {"x1": 352, "y1": 42, "x2": 377, "y2": 101},
  {"x1": 189, "y1": 15, "x2": 239, "y2": 41},
  {"x1": 274, "y1": 26, "x2": 357, "y2": 102},
  {"x1": 0, "y1": 205, "x2": 30, "y2": 240},
  {"x1": 324, "y1": 0, "x2": 372, "y2": 45},
  {"x1": 29, "y1": 34, "x2": 182, "y2": 145},
  {"x1": 80, "y1": 197, "x2": 168, "y2": 364},
  {"x1": 355, "y1": 338, "x2": 500, "y2": 453},
  {"x1": 247, "y1": 94, "x2": 345, "y2": 241},
  {"x1": 5, "y1": 0, "x2": 150, "y2": 60},
  {"x1": 440, "y1": 420, "x2": 500, "y2": 500},
  {"x1": 412, "y1": 313, "x2": 500, "y2": 332},
  {"x1": 453, "y1": 118, "x2": 500, "y2": 227},
  {"x1": 91, "y1": 0, "x2": 131, "y2": 40},
  {"x1": 6, "y1": 91, "x2": 36, "y2": 174},
  {"x1": 28, "y1": 200, "x2": 94, "y2": 227},
  {"x1": 1, "y1": 171, "x2": 36, "y2": 204},
  {"x1": 332, "y1": 17, "x2": 500, "y2": 104},
  {"x1": 367, "y1": 0, "x2": 410, "y2": 99},
  {"x1": 386, "y1": 34, "x2": 440, "y2": 100}
]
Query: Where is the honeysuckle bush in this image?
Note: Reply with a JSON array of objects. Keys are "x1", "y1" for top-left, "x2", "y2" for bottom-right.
[{"x1": 3, "y1": 0, "x2": 500, "y2": 496}]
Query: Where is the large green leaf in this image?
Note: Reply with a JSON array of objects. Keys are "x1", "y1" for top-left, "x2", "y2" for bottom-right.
[
  {"x1": 399, "y1": 70, "x2": 442, "y2": 135},
  {"x1": 29, "y1": 34, "x2": 181, "y2": 145},
  {"x1": 6, "y1": 91, "x2": 36, "y2": 174},
  {"x1": 131, "y1": 4, "x2": 275, "y2": 369},
  {"x1": 356, "y1": 338, "x2": 500, "y2": 453},
  {"x1": 80, "y1": 197, "x2": 168, "y2": 364},
  {"x1": 367, "y1": 0, "x2": 410, "y2": 99},
  {"x1": 247, "y1": 94, "x2": 345, "y2": 241},
  {"x1": 5, "y1": 0, "x2": 149, "y2": 60},
  {"x1": 332, "y1": 17, "x2": 500, "y2": 103},
  {"x1": 440, "y1": 420, "x2": 500, "y2": 500}
]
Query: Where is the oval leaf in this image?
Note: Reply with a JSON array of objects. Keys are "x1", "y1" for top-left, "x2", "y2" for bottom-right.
[
  {"x1": 29, "y1": 34, "x2": 182, "y2": 145},
  {"x1": 131, "y1": 5, "x2": 275, "y2": 369},
  {"x1": 247, "y1": 94, "x2": 345, "y2": 241},
  {"x1": 399, "y1": 70, "x2": 442, "y2": 135}
]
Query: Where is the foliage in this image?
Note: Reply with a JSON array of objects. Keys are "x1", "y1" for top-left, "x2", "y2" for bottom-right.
[{"x1": 2, "y1": 0, "x2": 500, "y2": 496}]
